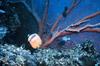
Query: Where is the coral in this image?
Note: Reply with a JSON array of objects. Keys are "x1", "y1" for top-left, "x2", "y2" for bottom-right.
[
  {"x1": 0, "y1": 44, "x2": 37, "y2": 66},
  {"x1": 42, "y1": 11, "x2": 100, "y2": 47},
  {"x1": 0, "y1": 41, "x2": 100, "y2": 66},
  {"x1": 33, "y1": 0, "x2": 100, "y2": 48}
]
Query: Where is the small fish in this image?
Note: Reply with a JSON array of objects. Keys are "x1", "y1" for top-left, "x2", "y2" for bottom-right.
[
  {"x1": 62, "y1": 36, "x2": 71, "y2": 41},
  {"x1": 0, "y1": 9, "x2": 6, "y2": 14},
  {"x1": 62, "y1": 6, "x2": 68, "y2": 17},
  {"x1": 28, "y1": 33, "x2": 42, "y2": 49}
]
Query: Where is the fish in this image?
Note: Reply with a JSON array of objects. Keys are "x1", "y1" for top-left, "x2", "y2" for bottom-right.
[
  {"x1": 28, "y1": 33, "x2": 42, "y2": 49},
  {"x1": 0, "y1": 9, "x2": 6, "y2": 14}
]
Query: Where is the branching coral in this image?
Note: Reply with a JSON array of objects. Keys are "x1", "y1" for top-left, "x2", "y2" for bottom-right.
[
  {"x1": 50, "y1": 0, "x2": 81, "y2": 32},
  {"x1": 39, "y1": 0, "x2": 100, "y2": 48},
  {"x1": 39, "y1": 0, "x2": 49, "y2": 36}
]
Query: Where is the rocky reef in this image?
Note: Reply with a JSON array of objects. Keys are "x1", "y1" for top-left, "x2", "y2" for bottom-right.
[{"x1": 0, "y1": 40, "x2": 100, "y2": 66}]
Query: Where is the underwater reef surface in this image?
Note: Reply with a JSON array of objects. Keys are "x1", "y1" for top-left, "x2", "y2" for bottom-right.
[{"x1": 0, "y1": 41, "x2": 100, "y2": 66}]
